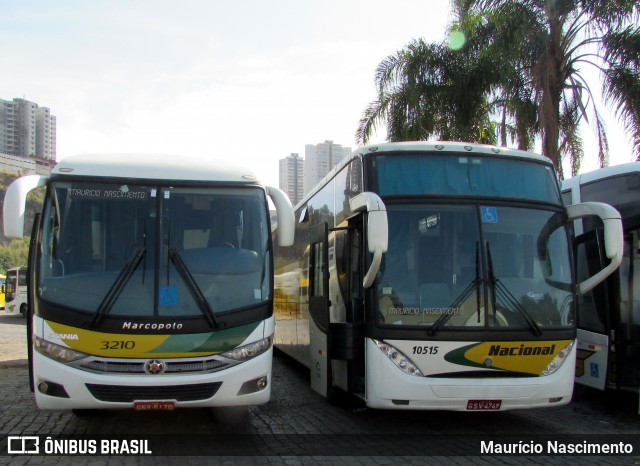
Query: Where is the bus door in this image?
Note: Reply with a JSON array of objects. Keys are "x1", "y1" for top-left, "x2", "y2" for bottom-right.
[
  {"x1": 309, "y1": 222, "x2": 331, "y2": 397},
  {"x1": 574, "y1": 227, "x2": 611, "y2": 390},
  {"x1": 614, "y1": 230, "x2": 640, "y2": 392},
  {"x1": 330, "y1": 219, "x2": 365, "y2": 395}
]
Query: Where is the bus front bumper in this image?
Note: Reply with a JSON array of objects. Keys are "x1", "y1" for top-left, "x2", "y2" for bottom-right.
[
  {"x1": 364, "y1": 339, "x2": 575, "y2": 411},
  {"x1": 31, "y1": 348, "x2": 273, "y2": 410}
]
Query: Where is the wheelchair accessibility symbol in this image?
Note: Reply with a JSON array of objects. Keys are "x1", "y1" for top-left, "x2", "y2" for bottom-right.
[
  {"x1": 481, "y1": 206, "x2": 498, "y2": 224},
  {"x1": 159, "y1": 287, "x2": 178, "y2": 306}
]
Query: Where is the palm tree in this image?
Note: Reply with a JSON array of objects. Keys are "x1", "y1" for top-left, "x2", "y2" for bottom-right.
[
  {"x1": 358, "y1": 0, "x2": 640, "y2": 177},
  {"x1": 356, "y1": 37, "x2": 498, "y2": 146},
  {"x1": 356, "y1": 7, "x2": 542, "y2": 157},
  {"x1": 457, "y1": 0, "x2": 640, "y2": 176}
]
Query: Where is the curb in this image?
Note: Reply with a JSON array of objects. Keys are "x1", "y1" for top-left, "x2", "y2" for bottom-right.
[{"x1": 0, "y1": 359, "x2": 28, "y2": 368}]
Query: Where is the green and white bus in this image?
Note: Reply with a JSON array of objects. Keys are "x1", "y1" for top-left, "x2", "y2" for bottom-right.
[
  {"x1": 3, "y1": 154, "x2": 294, "y2": 411},
  {"x1": 274, "y1": 141, "x2": 622, "y2": 411},
  {"x1": 563, "y1": 163, "x2": 640, "y2": 395}
]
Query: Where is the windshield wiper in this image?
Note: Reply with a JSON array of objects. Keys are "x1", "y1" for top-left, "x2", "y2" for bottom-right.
[
  {"x1": 486, "y1": 243, "x2": 542, "y2": 336},
  {"x1": 92, "y1": 245, "x2": 145, "y2": 328},
  {"x1": 429, "y1": 243, "x2": 482, "y2": 336},
  {"x1": 168, "y1": 248, "x2": 218, "y2": 329}
]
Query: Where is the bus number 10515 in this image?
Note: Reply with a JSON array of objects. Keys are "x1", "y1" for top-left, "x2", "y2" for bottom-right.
[{"x1": 412, "y1": 345, "x2": 439, "y2": 355}]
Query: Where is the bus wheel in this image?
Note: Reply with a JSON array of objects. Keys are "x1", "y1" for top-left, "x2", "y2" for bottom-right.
[
  {"x1": 20, "y1": 303, "x2": 27, "y2": 318},
  {"x1": 210, "y1": 406, "x2": 249, "y2": 425}
]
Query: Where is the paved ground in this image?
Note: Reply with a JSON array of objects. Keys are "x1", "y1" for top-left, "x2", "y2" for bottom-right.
[
  {"x1": 1, "y1": 311, "x2": 639, "y2": 465},
  {"x1": 0, "y1": 312, "x2": 27, "y2": 363}
]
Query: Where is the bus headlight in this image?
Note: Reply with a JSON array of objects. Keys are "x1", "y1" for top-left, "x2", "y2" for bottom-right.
[
  {"x1": 542, "y1": 341, "x2": 574, "y2": 376},
  {"x1": 221, "y1": 337, "x2": 272, "y2": 361},
  {"x1": 374, "y1": 339, "x2": 423, "y2": 377},
  {"x1": 34, "y1": 335, "x2": 89, "y2": 363}
]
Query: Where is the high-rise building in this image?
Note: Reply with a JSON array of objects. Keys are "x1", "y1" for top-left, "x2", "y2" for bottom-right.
[
  {"x1": 0, "y1": 97, "x2": 57, "y2": 160},
  {"x1": 279, "y1": 153, "x2": 304, "y2": 206},
  {"x1": 304, "y1": 140, "x2": 351, "y2": 195},
  {"x1": 36, "y1": 106, "x2": 57, "y2": 160}
]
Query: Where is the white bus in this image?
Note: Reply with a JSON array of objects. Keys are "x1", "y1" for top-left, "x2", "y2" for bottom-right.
[
  {"x1": 562, "y1": 163, "x2": 640, "y2": 394},
  {"x1": 2, "y1": 154, "x2": 294, "y2": 412},
  {"x1": 4, "y1": 266, "x2": 28, "y2": 316},
  {"x1": 274, "y1": 141, "x2": 623, "y2": 411}
]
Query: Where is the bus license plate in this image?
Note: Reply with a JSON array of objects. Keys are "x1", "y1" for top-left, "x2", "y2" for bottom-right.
[
  {"x1": 466, "y1": 400, "x2": 501, "y2": 411},
  {"x1": 133, "y1": 401, "x2": 176, "y2": 411}
]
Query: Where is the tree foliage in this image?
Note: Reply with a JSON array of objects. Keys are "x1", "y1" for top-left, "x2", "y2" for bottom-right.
[
  {"x1": 0, "y1": 237, "x2": 29, "y2": 275},
  {"x1": 357, "y1": 0, "x2": 640, "y2": 177}
]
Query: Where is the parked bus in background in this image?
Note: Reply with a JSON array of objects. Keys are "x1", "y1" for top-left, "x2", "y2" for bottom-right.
[
  {"x1": 562, "y1": 163, "x2": 640, "y2": 395},
  {"x1": 3, "y1": 154, "x2": 294, "y2": 412},
  {"x1": 4, "y1": 266, "x2": 27, "y2": 316},
  {"x1": 0, "y1": 274, "x2": 6, "y2": 309},
  {"x1": 274, "y1": 141, "x2": 623, "y2": 411}
]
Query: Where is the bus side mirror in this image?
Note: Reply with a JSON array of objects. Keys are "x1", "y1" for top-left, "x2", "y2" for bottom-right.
[
  {"x1": 3, "y1": 175, "x2": 48, "y2": 238},
  {"x1": 567, "y1": 201, "x2": 623, "y2": 295},
  {"x1": 266, "y1": 186, "x2": 295, "y2": 247},
  {"x1": 350, "y1": 192, "x2": 388, "y2": 288}
]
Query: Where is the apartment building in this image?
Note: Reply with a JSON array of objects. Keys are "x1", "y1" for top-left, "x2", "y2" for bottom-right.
[
  {"x1": 0, "y1": 97, "x2": 56, "y2": 160},
  {"x1": 279, "y1": 153, "x2": 304, "y2": 206}
]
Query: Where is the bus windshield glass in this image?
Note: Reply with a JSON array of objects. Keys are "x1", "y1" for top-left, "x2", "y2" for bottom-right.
[
  {"x1": 39, "y1": 181, "x2": 271, "y2": 319},
  {"x1": 376, "y1": 203, "x2": 574, "y2": 331},
  {"x1": 372, "y1": 153, "x2": 561, "y2": 204}
]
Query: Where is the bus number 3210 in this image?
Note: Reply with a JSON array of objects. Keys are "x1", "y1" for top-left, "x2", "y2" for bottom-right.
[{"x1": 99, "y1": 341, "x2": 136, "y2": 350}]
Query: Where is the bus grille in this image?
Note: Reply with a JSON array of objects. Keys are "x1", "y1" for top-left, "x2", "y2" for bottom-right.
[
  {"x1": 77, "y1": 358, "x2": 231, "y2": 374},
  {"x1": 85, "y1": 382, "x2": 222, "y2": 402}
]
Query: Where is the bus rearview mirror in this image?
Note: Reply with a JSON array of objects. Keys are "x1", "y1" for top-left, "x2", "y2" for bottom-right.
[
  {"x1": 350, "y1": 192, "x2": 388, "y2": 288},
  {"x1": 3, "y1": 175, "x2": 48, "y2": 238},
  {"x1": 566, "y1": 201, "x2": 623, "y2": 295}
]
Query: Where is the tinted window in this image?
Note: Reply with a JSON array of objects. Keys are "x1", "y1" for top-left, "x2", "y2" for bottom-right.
[{"x1": 372, "y1": 154, "x2": 561, "y2": 204}]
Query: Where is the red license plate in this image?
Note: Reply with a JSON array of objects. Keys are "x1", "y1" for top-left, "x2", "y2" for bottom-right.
[
  {"x1": 466, "y1": 400, "x2": 502, "y2": 411},
  {"x1": 133, "y1": 401, "x2": 176, "y2": 411}
]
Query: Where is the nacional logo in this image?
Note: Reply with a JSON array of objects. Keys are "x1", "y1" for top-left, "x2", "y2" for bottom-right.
[
  {"x1": 144, "y1": 359, "x2": 167, "y2": 375},
  {"x1": 488, "y1": 343, "x2": 556, "y2": 357}
]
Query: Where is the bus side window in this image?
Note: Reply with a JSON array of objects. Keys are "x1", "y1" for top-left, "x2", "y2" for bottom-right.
[{"x1": 335, "y1": 230, "x2": 349, "y2": 303}]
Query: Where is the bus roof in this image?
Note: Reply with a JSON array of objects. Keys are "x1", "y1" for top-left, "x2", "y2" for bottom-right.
[
  {"x1": 562, "y1": 162, "x2": 640, "y2": 190},
  {"x1": 51, "y1": 154, "x2": 262, "y2": 184},
  {"x1": 353, "y1": 141, "x2": 551, "y2": 164}
]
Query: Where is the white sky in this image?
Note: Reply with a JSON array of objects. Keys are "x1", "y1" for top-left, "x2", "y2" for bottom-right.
[{"x1": 1, "y1": 0, "x2": 633, "y2": 187}]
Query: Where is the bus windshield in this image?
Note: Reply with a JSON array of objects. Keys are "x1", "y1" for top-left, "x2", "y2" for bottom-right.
[
  {"x1": 372, "y1": 153, "x2": 561, "y2": 204},
  {"x1": 39, "y1": 181, "x2": 271, "y2": 320},
  {"x1": 376, "y1": 203, "x2": 574, "y2": 331}
]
